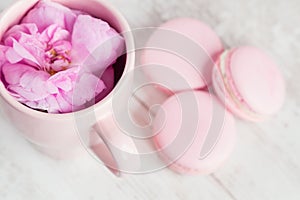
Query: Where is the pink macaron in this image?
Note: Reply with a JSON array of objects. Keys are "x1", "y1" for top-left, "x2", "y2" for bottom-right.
[
  {"x1": 152, "y1": 91, "x2": 236, "y2": 175},
  {"x1": 212, "y1": 46, "x2": 286, "y2": 122},
  {"x1": 141, "y1": 18, "x2": 223, "y2": 92}
]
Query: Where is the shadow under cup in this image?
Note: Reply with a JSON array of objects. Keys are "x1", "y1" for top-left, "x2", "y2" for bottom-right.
[{"x1": 0, "y1": 0, "x2": 135, "y2": 172}]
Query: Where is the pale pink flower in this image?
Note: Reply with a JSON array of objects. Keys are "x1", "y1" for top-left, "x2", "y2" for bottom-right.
[{"x1": 0, "y1": 1, "x2": 124, "y2": 113}]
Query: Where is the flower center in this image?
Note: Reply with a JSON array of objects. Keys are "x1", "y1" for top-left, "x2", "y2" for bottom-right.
[{"x1": 45, "y1": 46, "x2": 71, "y2": 75}]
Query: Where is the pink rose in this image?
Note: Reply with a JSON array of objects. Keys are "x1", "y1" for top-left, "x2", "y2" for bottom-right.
[{"x1": 0, "y1": 1, "x2": 124, "y2": 113}]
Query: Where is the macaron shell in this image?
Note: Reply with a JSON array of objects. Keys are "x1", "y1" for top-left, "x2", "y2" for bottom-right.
[
  {"x1": 161, "y1": 18, "x2": 224, "y2": 62},
  {"x1": 153, "y1": 91, "x2": 236, "y2": 175},
  {"x1": 212, "y1": 55, "x2": 264, "y2": 122},
  {"x1": 230, "y1": 47, "x2": 285, "y2": 116},
  {"x1": 141, "y1": 18, "x2": 223, "y2": 92},
  {"x1": 212, "y1": 65, "x2": 257, "y2": 121},
  {"x1": 141, "y1": 50, "x2": 205, "y2": 91}
]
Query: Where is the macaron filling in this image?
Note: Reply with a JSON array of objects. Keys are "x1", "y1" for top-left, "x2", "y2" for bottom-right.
[{"x1": 217, "y1": 50, "x2": 265, "y2": 121}]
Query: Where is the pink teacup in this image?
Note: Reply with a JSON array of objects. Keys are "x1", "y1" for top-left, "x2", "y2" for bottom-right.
[{"x1": 0, "y1": 0, "x2": 137, "y2": 176}]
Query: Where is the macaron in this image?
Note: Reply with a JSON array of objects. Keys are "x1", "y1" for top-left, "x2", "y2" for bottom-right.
[
  {"x1": 152, "y1": 91, "x2": 236, "y2": 175},
  {"x1": 212, "y1": 46, "x2": 285, "y2": 122},
  {"x1": 141, "y1": 18, "x2": 223, "y2": 92}
]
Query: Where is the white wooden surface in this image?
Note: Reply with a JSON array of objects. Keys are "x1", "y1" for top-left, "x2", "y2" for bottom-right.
[{"x1": 1, "y1": 0, "x2": 300, "y2": 199}]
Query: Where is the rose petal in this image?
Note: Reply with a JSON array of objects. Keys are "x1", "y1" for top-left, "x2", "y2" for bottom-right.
[
  {"x1": 11, "y1": 39, "x2": 41, "y2": 66},
  {"x1": 25, "y1": 101, "x2": 38, "y2": 109},
  {"x1": 20, "y1": 70, "x2": 50, "y2": 97},
  {"x1": 55, "y1": 93, "x2": 73, "y2": 113},
  {"x1": 72, "y1": 72, "x2": 106, "y2": 106},
  {"x1": 54, "y1": 76, "x2": 73, "y2": 92},
  {"x1": 22, "y1": 1, "x2": 77, "y2": 32},
  {"x1": 40, "y1": 24, "x2": 70, "y2": 44},
  {"x1": 3, "y1": 63, "x2": 50, "y2": 101},
  {"x1": 46, "y1": 82, "x2": 59, "y2": 94},
  {"x1": 52, "y1": 40, "x2": 72, "y2": 52},
  {"x1": 49, "y1": 67, "x2": 78, "y2": 92},
  {"x1": 2, "y1": 63, "x2": 35, "y2": 85},
  {"x1": 5, "y1": 47, "x2": 23, "y2": 64},
  {"x1": 3, "y1": 23, "x2": 45, "y2": 67},
  {"x1": 96, "y1": 66, "x2": 115, "y2": 102},
  {"x1": 3, "y1": 23, "x2": 39, "y2": 45},
  {"x1": 71, "y1": 15, "x2": 125, "y2": 75},
  {"x1": 45, "y1": 95, "x2": 61, "y2": 113},
  {"x1": 8, "y1": 85, "x2": 44, "y2": 101},
  {"x1": 0, "y1": 46, "x2": 7, "y2": 79},
  {"x1": 36, "y1": 99, "x2": 49, "y2": 111}
]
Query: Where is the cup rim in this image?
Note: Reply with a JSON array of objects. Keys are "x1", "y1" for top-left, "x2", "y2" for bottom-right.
[{"x1": 0, "y1": 0, "x2": 135, "y2": 119}]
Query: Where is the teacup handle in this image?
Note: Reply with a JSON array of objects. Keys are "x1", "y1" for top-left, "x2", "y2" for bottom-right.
[{"x1": 89, "y1": 114, "x2": 140, "y2": 177}]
